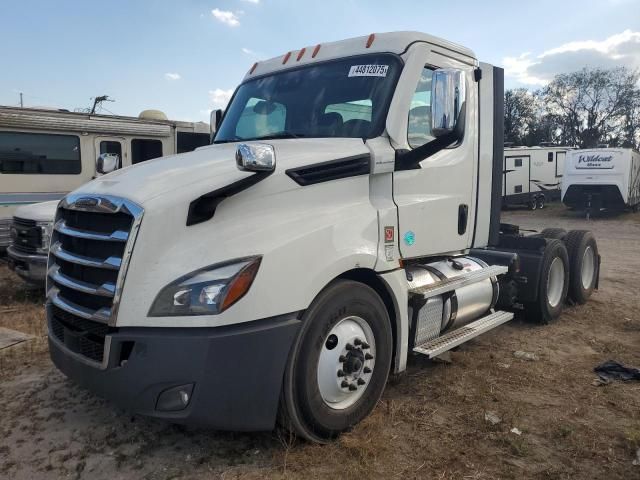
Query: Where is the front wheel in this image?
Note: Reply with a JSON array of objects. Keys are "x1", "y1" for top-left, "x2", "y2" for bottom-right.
[
  {"x1": 537, "y1": 194, "x2": 546, "y2": 209},
  {"x1": 280, "y1": 280, "x2": 392, "y2": 442},
  {"x1": 529, "y1": 196, "x2": 538, "y2": 210}
]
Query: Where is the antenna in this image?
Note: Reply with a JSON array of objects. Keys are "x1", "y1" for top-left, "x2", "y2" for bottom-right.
[{"x1": 90, "y1": 95, "x2": 115, "y2": 114}]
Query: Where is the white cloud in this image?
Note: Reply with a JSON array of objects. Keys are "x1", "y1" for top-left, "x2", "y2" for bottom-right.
[
  {"x1": 504, "y1": 29, "x2": 640, "y2": 86},
  {"x1": 241, "y1": 47, "x2": 256, "y2": 55},
  {"x1": 164, "y1": 72, "x2": 181, "y2": 81},
  {"x1": 209, "y1": 88, "x2": 233, "y2": 108},
  {"x1": 211, "y1": 8, "x2": 240, "y2": 27}
]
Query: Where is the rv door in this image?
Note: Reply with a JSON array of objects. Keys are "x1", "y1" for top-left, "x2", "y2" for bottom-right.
[{"x1": 94, "y1": 136, "x2": 127, "y2": 176}]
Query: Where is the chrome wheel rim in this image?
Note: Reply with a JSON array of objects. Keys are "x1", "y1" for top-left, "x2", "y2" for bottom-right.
[
  {"x1": 581, "y1": 246, "x2": 596, "y2": 290},
  {"x1": 317, "y1": 316, "x2": 375, "y2": 410},
  {"x1": 547, "y1": 257, "x2": 565, "y2": 308}
]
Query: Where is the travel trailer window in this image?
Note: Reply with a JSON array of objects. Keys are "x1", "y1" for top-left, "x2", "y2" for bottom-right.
[
  {"x1": 131, "y1": 139, "x2": 163, "y2": 164},
  {"x1": 177, "y1": 132, "x2": 210, "y2": 153},
  {"x1": 408, "y1": 68, "x2": 435, "y2": 148},
  {"x1": 100, "y1": 141, "x2": 122, "y2": 157},
  {"x1": 548, "y1": 152, "x2": 553, "y2": 162},
  {"x1": 515, "y1": 158, "x2": 522, "y2": 167},
  {"x1": 0, "y1": 131, "x2": 81, "y2": 174}
]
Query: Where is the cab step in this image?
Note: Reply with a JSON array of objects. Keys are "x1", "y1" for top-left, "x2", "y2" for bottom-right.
[
  {"x1": 413, "y1": 310, "x2": 514, "y2": 358},
  {"x1": 409, "y1": 265, "x2": 508, "y2": 299}
]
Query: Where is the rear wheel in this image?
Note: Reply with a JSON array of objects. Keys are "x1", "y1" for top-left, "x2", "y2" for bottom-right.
[
  {"x1": 280, "y1": 280, "x2": 392, "y2": 442},
  {"x1": 525, "y1": 239, "x2": 570, "y2": 324},
  {"x1": 565, "y1": 230, "x2": 598, "y2": 304},
  {"x1": 540, "y1": 228, "x2": 567, "y2": 240},
  {"x1": 537, "y1": 195, "x2": 546, "y2": 209},
  {"x1": 529, "y1": 196, "x2": 538, "y2": 210}
]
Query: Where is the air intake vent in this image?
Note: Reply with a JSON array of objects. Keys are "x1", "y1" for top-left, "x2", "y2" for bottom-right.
[{"x1": 286, "y1": 154, "x2": 370, "y2": 186}]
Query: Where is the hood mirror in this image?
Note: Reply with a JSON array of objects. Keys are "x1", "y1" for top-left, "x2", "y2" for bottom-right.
[
  {"x1": 431, "y1": 69, "x2": 466, "y2": 138},
  {"x1": 96, "y1": 153, "x2": 120, "y2": 175},
  {"x1": 236, "y1": 143, "x2": 276, "y2": 172}
]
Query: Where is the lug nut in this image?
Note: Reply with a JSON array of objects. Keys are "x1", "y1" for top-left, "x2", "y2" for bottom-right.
[
  {"x1": 363, "y1": 366, "x2": 372, "y2": 374},
  {"x1": 361, "y1": 342, "x2": 370, "y2": 350},
  {"x1": 354, "y1": 338, "x2": 362, "y2": 346},
  {"x1": 365, "y1": 353, "x2": 374, "y2": 360},
  {"x1": 348, "y1": 383, "x2": 357, "y2": 391},
  {"x1": 341, "y1": 380, "x2": 349, "y2": 388},
  {"x1": 357, "y1": 378, "x2": 366, "y2": 386},
  {"x1": 339, "y1": 355, "x2": 347, "y2": 362},
  {"x1": 337, "y1": 369, "x2": 345, "y2": 377},
  {"x1": 345, "y1": 343, "x2": 354, "y2": 351}
]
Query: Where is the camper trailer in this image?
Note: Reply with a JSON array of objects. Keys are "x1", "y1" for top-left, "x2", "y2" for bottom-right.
[
  {"x1": 0, "y1": 106, "x2": 210, "y2": 253},
  {"x1": 562, "y1": 148, "x2": 640, "y2": 212},
  {"x1": 503, "y1": 146, "x2": 573, "y2": 209}
]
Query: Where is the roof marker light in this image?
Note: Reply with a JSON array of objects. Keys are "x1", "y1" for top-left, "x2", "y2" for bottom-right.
[
  {"x1": 249, "y1": 62, "x2": 258, "y2": 74},
  {"x1": 312, "y1": 44, "x2": 321, "y2": 58},
  {"x1": 366, "y1": 33, "x2": 375, "y2": 48},
  {"x1": 282, "y1": 51, "x2": 292, "y2": 64},
  {"x1": 296, "y1": 47, "x2": 306, "y2": 61}
]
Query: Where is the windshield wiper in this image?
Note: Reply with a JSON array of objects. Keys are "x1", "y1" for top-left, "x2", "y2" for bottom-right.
[{"x1": 252, "y1": 131, "x2": 306, "y2": 140}]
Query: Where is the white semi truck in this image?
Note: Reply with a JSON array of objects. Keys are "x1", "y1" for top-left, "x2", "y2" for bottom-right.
[
  {"x1": 46, "y1": 32, "x2": 600, "y2": 442},
  {"x1": 562, "y1": 148, "x2": 640, "y2": 213},
  {"x1": 503, "y1": 146, "x2": 573, "y2": 209}
]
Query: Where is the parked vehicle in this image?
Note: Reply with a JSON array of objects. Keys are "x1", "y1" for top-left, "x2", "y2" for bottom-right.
[
  {"x1": 0, "y1": 106, "x2": 210, "y2": 253},
  {"x1": 503, "y1": 146, "x2": 574, "y2": 209},
  {"x1": 45, "y1": 32, "x2": 600, "y2": 442},
  {"x1": 562, "y1": 148, "x2": 640, "y2": 213}
]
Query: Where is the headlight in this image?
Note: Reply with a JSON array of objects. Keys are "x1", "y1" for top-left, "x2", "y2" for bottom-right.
[
  {"x1": 37, "y1": 221, "x2": 54, "y2": 252},
  {"x1": 149, "y1": 256, "x2": 261, "y2": 316}
]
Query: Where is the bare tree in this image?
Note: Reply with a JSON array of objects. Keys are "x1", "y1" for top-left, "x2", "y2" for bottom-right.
[
  {"x1": 542, "y1": 67, "x2": 639, "y2": 148},
  {"x1": 504, "y1": 88, "x2": 536, "y2": 145}
]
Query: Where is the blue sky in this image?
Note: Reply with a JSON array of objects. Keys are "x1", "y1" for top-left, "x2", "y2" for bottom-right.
[{"x1": 1, "y1": 0, "x2": 639, "y2": 122}]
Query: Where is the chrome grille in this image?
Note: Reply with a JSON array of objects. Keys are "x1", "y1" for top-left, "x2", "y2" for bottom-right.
[
  {"x1": 11, "y1": 217, "x2": 42, "y2": 253},
  {"x1": 46, "y1": 194, "x2": 143, "y2": 367},
  {"x1": 0, "y1": 218, "x2": 11, "y2": 249}
]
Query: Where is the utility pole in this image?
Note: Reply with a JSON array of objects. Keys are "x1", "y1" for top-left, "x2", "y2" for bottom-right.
[{"x1": 19, "y1": 92, "x2": 23, "y2": 108}]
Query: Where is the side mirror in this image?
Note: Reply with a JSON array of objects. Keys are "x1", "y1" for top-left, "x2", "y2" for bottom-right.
[
  {"x1": 96, "y1": 153, "x2": 120, "y2": 175},
  {"x1": 210, "y1": 109, "x2": 223, "y2": 140},
  {"x1": 236, "y1": 143, "x2": 276, "y2": 172},
  {"x1": 431, "y1": 69, "x2": 466, "y2": 138}
]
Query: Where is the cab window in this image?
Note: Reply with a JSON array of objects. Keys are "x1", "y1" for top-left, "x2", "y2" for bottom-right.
[
  {"x1": 235, "y1": 97, "x2": 286, "y2": 139},
  {"x1": 408, "y1": 68, "x2": 435, "y2": 149}
]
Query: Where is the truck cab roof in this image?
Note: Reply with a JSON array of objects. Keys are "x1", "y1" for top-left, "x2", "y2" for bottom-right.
[{"x1": 245, "y1": 31, "x2": 477, "y2": 80}]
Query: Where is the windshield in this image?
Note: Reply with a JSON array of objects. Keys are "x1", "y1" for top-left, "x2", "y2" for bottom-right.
[{"x1": 214, "y1": 54, "x2": 402, "y2": 143}]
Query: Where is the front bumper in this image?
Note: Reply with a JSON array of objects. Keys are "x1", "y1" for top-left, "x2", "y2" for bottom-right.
[
  {"x1": 49, "y1": 313, "x2": 301, "y2": 431},
  {"x1": 7, "y1": 245, "x2": 47, "y2": 284}
]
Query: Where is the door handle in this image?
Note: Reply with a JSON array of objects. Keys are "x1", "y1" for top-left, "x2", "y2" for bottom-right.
[{"x1": 458, "y1": 204, "x2": 468, "y2": 235}]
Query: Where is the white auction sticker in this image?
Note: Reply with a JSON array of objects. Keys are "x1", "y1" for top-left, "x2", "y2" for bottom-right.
[{"x1": 348, "y1": 64, "x2": 389, "y2": 77}]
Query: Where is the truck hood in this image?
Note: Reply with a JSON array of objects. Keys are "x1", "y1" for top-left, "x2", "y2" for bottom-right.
[
  {"x1": 13, "y1": 200, "x2": 59, "y2": 222},
  {"x1": 75, "y1": 138, "x2": 370, "y2": 206}
]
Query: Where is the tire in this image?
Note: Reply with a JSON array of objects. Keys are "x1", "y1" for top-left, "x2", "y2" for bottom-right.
[
  {"x1": 565, "y1": 230, "x2": 599, "y2": 304},
  {"x1": 280, "y1": 280, "x2": 393, "y2": 442},
  {"x1": 529, "y1": 197, "x2": 537, "y2": 210},
  {"x1": 525, "y1": 239, "x2": 570, "y2": 324},
  {"x1": 539, "y1": 228, "x2": 567, "y2": 240},
  {"x1": 537, "y1": 195, "x2": 545, "y2": 209}
]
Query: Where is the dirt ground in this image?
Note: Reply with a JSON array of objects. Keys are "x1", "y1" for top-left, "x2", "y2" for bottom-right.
[{"x1": 1, "y1": 203, "x2": 639, "y2": 480}]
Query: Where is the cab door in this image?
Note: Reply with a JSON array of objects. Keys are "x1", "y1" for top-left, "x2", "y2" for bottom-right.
[
  {"x1": 94, "y1": 136, "x2": 128, "y2": 175},
  {"x1": 392, "y1": 52, "x2": 478, "y2": 258}
]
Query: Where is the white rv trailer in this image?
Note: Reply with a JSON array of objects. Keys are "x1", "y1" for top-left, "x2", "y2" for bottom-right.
[
  {"x1": 503, "y1": 146, "x2": 574, "y2": 209},
  {"x1": 562, "y1": 148, "x2": 640, "y2": 212},
  {"x1": 0, "y1": 106, "x2": 210, "y2": 251},
  {"x1": 45, "y1": 32, "x2": 601, "y2": 442}
]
